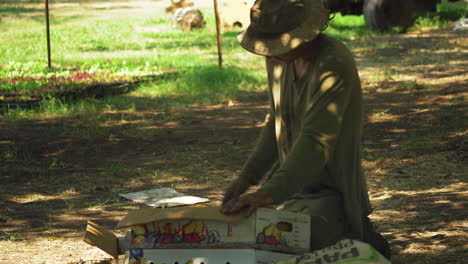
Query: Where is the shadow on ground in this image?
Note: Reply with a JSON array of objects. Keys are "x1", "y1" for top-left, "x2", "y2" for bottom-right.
[{"x1": 0, "y1": 28, "x2": 466, "y2": 264}]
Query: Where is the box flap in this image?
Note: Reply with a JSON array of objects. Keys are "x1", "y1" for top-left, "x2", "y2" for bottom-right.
[
  {"x1": 116, "y1": 206, "x2": 244, "y2": 229},
  {"x1": 83, "y1": 221, "x2": 119, "y2": 259}
]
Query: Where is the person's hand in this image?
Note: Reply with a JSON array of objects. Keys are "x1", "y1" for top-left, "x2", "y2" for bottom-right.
[
  {"x1": 220, "y1": 190, "x2": 274, "y2": 217},
  {"x1": 222, "y1": 177, "x2": 251, "y2": 206}
]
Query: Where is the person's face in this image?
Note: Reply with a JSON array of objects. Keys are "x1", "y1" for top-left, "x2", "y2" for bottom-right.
[
  {"x1": 270, "y1": 52, "x2": 298, "y2": 64},
  {"x1": 268, "y1": 41, "x2": 314, "y2": 64}
]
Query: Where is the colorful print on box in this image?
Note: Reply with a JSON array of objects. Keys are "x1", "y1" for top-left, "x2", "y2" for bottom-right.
[
  {"x1": 256, "y1": 222, "x2": 289, "y2": 247},
  {"x1": 155, "y1": 220, "x2": 220, "y2": 245},
  {"x1": 128, "y1": 249, "x2": 148, "y2": 264},
  {"x1": 130, "y1": 223, "x2": 156, "y2": 248}
]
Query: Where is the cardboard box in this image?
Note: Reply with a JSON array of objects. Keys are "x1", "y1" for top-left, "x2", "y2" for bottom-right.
[
  {"x1": 84, "y1": 206, "x2": 311, "y2": 263},
  {"x1": 126, "y1": 248, "x2": 297, "y2": 264},
  {"x1": 276, "y1": 239, "x2": 392, "y2": 264},
  {"x1": 117, "y1": 206, "x2": 311, "y2": 253}
]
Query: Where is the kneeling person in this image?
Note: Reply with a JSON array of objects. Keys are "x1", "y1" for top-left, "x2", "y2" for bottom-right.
[{"x1": 220, "y1": 0, "x2": 390, "y2": 259}]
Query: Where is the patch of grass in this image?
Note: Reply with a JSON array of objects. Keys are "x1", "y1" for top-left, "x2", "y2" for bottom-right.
[
  {"x1": 2, "y1": 97, "x2": 101, "y2": 121},
  {"x1": 1, "y1": 143, "x2": 17, "y2": 161},
  {"x1": 0, "y1": 8, "x2": 244, "y2": 72},
  {"x1": 64, "y1": 124, "x2": 108, "y2": 140},
  {"x1": 412, "y1": 1, "x2": 468, "y2": 30},
  {"x1": 401, "y1": 81, "x2": 421, "y2": 91},
  {"x1": 0, "y1": 1, "x2": 464, "y2": 130},
  {"x1": 372, "y1": 109, "x2": 390, "y2": 118},
  {"x1": 449, "y1": 96, "x2": 466, "y2": 104},
  {"x1": 325, "y1": 13, "x2": 376, "y2": 41},
  {"x1": 397, "y1": 81, "x2": 437, "y2": 91},
  {"x1": 0, "y1": 4, "x2": 266, "y2": 119},
  {"x1": 365, "y1": 70, "x2": 398, "y2": 83},
  {"x1": 135, "y1": 66, "x2": 265, "y2": 107},
  {"x1": 401, "y1": 134, "x2": 432, "y2": 152},
  {"x1": 0, "y1": 7, "x2": 41, "y2": 14},
  {"x1": 134, "y1": 169, "x2": 183, "y2": 185},
  {"x1": 88, "y1": 199, "x2": 112, "y2": 211},
  {"x1": 105, "y1": 160, "x2": 126, "y2": 177},
  {"x1": 434, "y1": 106, "x2": 465, "y2": 128},
  {"x1": 436, "y1": 0, "x2": 468, "y2": 20},
  {"x1": 1, "y1": 231, "x2": 27, "y2": 242},
  {"x1": 0, "y1": 0, "x2": 105, "y2": 6},
  {"x1": 414, "y1": 15, "x2": 450, "y2": 29}
]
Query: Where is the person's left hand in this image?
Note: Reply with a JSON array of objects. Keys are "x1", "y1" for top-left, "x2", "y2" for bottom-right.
[{"x1": 220, "y1": 190, "x2": 274, "y2": 217}]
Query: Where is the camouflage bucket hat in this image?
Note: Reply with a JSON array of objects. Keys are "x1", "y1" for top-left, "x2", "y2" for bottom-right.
[{"x1": 237, "y1": 0, "x2": 330, "y2": 56}]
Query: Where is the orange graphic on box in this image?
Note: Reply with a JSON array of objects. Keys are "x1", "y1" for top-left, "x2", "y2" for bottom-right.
[
  {"x1": 131, "y1": 224, "x2": 156, "y2": 247},
  {"x1": 156, "y1": 220, "x2": 218, "y2": 244},
  {"x1": 256, "y1": 223, "x2": 289, "y2": 246},
  {"x1": 263, "y1": 223, "x2": 282, "y2": 245},
  {"x1": 158, "y1": 222, "x2": 177, "y2": 244},
  {"x1": 182, "y1": 220, "x2": 206, "y2": 243}
]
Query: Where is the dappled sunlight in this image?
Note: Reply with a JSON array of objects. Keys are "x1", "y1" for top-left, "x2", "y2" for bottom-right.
[
  {"x1": 369, "y1": 182, "x2": 467, "y2": 202},
  {"x1": 326, "y1": 102, "x2": 337, "y2": 113},
  {"x1": 0, "y1": 92, "x2": 272, "y2": 248},
  {"x1": 0, "y1": 239, "x2": 111, "y2": 264},
  {"x1": 369, "y1": 193, "x2": 393, "y2": 201},
  {"x1": 364, "y1": 151, "x2": 466, "y2": 194},
  {"x1": 370, "y1": 210, "x2": 417, "y2": 222},
  {"x1": 8, "y1": 189, "x2": 83, "y2": 204},
  {"x1": 319, "y1": 72, "x2": 338, "y2": 92},
  {"x1": 369, "y1": 181, "x2": 467, "y2": 263},
  {"x1": 68, "y1": 50, "x2": 164, "y2": 59},
  {"x1": 0, "y1": 2, "x2": 466, "y2": 263},
  {"x1": 402, "y1": 242, "x2": 447, "y2": 254},
  {"x1": 366, "y1": 112, "x2": 399, "y2": 123},
  {"x1": 177, "y1": 183, "x2": 225, "y2": 202},
  {"x1": 358, "y1": 29, "x2": 466, "y2": 260}
]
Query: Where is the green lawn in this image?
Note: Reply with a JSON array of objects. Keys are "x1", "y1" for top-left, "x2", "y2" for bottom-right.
[
  {"x1": 0, "y1": 1, "x2": 266, "y2": 111},
  {"x1": 0, "y1": 0, "x2": 465, "y2": 117}
]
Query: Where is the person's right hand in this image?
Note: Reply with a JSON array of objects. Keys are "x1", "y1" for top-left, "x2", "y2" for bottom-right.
[
  {"x1": 221, "y1": 190, "x2": 274, "y2": 217},
  {"x1": 221, "y1": 177, "x2": 251, "y2": 207}
]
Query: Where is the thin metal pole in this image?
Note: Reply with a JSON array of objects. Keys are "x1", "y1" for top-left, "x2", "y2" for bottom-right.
[
  {"x1": 213, "y1": 0, "x2": 223, "y2": 70},
  {"x1": 45, "y1": 0, "x2": 52, "y2": 69}
]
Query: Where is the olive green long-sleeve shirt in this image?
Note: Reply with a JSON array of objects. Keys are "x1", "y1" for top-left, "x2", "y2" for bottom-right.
[{"x1": 240, "y1": 34, "x2": 372, "y2": 239}]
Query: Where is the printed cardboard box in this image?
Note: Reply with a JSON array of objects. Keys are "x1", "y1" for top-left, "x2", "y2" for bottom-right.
[
  {"x1": 126, "y1": 248, "x2": 297, "y2": 264},
  {"x1": 276, "y1": 239, "x2": 392, "y2": 264},
  {"x1": 84, "y1": 206, "x2": 311, "y2": 261},
  {"x1": 116, "y1": 206, "x2": 311, "y2": 253}
]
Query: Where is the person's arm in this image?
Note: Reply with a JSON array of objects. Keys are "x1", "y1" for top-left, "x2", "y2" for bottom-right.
[
  {"x1": 238, "y1": 111, "x2": 278, "y2": 185},
  {"x1": 238, "y1": 58, "x2": 281, "y2": 185},
  {"x1": 260, "y1": 69, "x2": 353, "y2": 203},
  {"x1": 221, "y1": 110, "x2": 278, "y2": 206},
  {"x1": 221, "y1": 59, "x2": 280, "y2": 207}
]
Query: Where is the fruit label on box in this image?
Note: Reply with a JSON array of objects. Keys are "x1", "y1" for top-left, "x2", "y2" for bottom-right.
[
  {"x1": 156, "y1": 220, "x2": 224, "y2": 244},
  {"x1": 130, "y1": 223, "x2": 156, "y2": 248},
  {"x1": 128, "y1": 249, "x2": 147, "y2": 264},
  {"x1": 149, "y1": 219, "x2": 253, "y2": 246},
  {"x1": 128, "y1": 208, "x2": 310, "y2": 251},
  {"x1": 255, "y1": 208, "x2": 310, "y2": 249}
]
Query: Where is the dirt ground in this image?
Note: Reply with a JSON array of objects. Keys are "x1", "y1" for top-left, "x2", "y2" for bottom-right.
[{"x1": 0, "y1": 23, "x2": 467, "y2": 264}]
